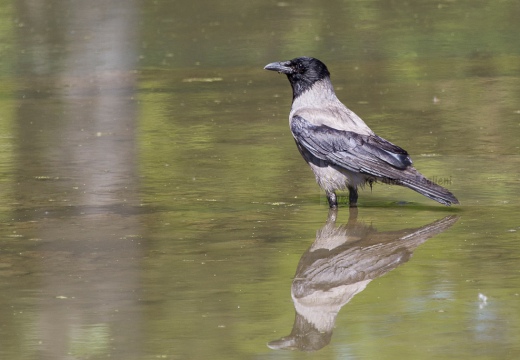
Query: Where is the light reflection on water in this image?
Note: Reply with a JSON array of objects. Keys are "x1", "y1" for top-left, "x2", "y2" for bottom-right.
[{"x1": 0, "y1": 0, "x2": 519, "y2": 359}]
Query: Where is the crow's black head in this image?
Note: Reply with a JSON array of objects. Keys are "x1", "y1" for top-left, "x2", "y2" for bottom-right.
[{"x1": 264, "y1": 57, "x2": 330, "y2": 98}]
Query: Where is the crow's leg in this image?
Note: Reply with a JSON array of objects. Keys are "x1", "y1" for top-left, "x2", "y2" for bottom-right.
[
  {"x1": 348, "y1": 186, "x2": 358, "y2": 208},
  {"x1": 326, "y1": 190, "x2": 337, "y2": 209}
]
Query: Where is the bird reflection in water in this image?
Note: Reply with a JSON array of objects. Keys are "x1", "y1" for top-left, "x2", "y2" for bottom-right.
[{"x1": 268, "y1": 208, "x2": 458, "y2": 352}]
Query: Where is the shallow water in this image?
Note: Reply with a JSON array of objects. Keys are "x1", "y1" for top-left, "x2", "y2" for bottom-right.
[{"x1": 1, "y1": 1, "x2": 520, "y2": 359}]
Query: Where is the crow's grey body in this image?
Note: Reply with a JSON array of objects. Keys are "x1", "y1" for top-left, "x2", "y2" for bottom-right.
[{"x1": 264, "y1": 57, "x2": 459, "y2": 208}]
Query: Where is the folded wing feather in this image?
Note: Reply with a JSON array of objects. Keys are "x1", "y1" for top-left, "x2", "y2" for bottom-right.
[{"x1": 291, "y1": 115, "x2": 413, "y2": 179}]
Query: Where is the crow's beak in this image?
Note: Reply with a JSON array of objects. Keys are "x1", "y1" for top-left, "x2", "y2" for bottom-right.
[{"x1": 264, "y1": 61, "x2": 293, "y2": 74}]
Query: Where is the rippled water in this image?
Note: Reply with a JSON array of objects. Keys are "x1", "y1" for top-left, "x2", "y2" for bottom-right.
[{"x1": 1, "y1": 1, "x2": 519, "y2": 359}]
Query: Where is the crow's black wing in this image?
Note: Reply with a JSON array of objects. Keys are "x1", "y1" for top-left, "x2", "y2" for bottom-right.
[{"x1": 291, "y1": 115, "x2": 412, "y2": 178}]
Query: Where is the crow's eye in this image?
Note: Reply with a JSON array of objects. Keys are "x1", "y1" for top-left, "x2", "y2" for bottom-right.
[{"x1": 295, "y1": 63, "x2": 305, "y2": 73}]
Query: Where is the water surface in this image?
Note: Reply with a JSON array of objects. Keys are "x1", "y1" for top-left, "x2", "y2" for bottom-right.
[{"x1": 1, "y1": 1, "x2": 519, "y2": 359}]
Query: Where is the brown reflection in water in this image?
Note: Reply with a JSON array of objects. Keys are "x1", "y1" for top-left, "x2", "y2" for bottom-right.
[
  {"x1": 9, "y1": 1, "x2": 142, "y2": 359},
  {"x1": 268, "y1": 208, "x2": 458, "y2": 352}
]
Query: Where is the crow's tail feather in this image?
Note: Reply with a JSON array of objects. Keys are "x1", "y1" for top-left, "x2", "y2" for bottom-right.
[{"x1": 396, "y1": 169, "x2": 459, "y2": 206}]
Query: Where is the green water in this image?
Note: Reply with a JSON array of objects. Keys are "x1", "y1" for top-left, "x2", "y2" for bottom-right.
[{"x1": 0, "y1": 0, "x2": 519, "y2": 359}]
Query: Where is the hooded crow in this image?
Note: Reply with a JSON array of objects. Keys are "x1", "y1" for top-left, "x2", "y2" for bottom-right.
[{"x1": 264, "y1": 56, "x2": 459, "y2": 208}]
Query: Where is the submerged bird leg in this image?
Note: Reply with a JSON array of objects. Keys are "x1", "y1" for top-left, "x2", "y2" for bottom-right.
[
  {"x1": 326, "y1": 207, "x2": 338, "y2": 224},
  {"x1": 326, "y1": 190, "x2": 338, "y2": 209},
  {"x1": 348, "y1": 186, "x2": 358, "y2": 208},
  {"x1": 347, "y1": 206, "x2": 358, "y2": 223}
]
